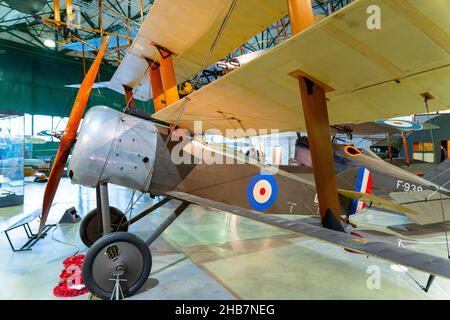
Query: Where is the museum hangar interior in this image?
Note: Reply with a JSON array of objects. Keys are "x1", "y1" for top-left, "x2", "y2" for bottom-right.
[{"x1": 0, "y1": 0, "x2": 450, "y2": 300}]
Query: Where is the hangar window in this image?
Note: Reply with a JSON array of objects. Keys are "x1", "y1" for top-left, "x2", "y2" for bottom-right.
[
  {"x1": 412, "y1": 141, "x2": 435, "y2": 163},
  {"x1": 33, "y1": 115, "x2": 53, "y2": 138},
  {"x1": 30, "y1": 115, "x2": 72, "y2": 139},
  {"x1": 24, "y1": 114, "x2": 32, "y2": 136},
  {"x1": 412, "y1": 142, "x2": 433, "y2": 152},
  {"x1": 53, "y1": 116, "x2": 63, "y2": 131},
  {"x1": 53, "y1": 117, "x2": 71, "y2": 132}
]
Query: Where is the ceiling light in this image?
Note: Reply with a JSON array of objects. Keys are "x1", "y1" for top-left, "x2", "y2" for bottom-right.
[{"x1": 44, "y1": 39, "x2": 56, "y2": 48}]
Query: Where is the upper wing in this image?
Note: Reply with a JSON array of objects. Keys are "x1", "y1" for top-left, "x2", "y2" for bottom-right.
[
  {"x1": 167, "y1": 191, "x2": 450, "y2": 279},
  {"x1": 108, "y1": 0, "x2": 288, "y2": 101},
  {"x1": 153, "y1": 0, "x2": 450, "y2": 136}
]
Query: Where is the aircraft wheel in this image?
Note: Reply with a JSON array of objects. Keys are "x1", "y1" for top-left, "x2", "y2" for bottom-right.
[
  {"x1": 82, "y1": 232, "x2": 152, "y2": 300},
  {"x1": 79, "y1": 207, "x2": 129, "y2": 247}
]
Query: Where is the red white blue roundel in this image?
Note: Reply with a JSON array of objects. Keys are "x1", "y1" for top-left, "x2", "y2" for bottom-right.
[
  {"x1": 247, "y1": 174, "x2": 278, "y2": 211},
  {"x1": 375, "y1": 119, "x2": 423, "y2": 131}
]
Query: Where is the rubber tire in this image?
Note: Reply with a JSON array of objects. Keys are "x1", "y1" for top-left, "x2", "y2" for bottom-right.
[
  {"x1": 82, "y1": 232, "x2": 152, "y2": 300},
  {"x1": 79, "y1": 207, "x2": 129, "y2": 248}
]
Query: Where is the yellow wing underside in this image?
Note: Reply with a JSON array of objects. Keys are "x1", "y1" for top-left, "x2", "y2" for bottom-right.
[
  {"x1": 152, "y1": 0, "x2": 450, "y2": 136},
  {"x1": 108, "y1": 0, "x2": 288, "y2": 100}
]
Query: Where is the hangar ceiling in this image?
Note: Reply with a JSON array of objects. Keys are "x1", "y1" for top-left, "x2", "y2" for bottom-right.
[
  {"x1": 0, "y1": 0, "x2": 153, "y2": 65},
  {"x1": 0, "y1": 0, "x2": 352, "y2": 67}
]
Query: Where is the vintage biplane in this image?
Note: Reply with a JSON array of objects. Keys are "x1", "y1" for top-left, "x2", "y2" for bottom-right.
[{"x1": 38, "y1": 0, "x2": 450, "y2": 299}]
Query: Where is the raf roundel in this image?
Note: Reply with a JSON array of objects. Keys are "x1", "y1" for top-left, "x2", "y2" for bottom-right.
[
  {"x1": 247, "y1": 174, "x2": 278, "y2": 211},
  {"x1": 375, "y1": 119, "x2": 423, "y2": 131}
]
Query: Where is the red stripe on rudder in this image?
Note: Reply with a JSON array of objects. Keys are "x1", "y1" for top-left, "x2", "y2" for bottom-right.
[
  {"x1": 361, "y1": 171, "x2": 373, "y2": 210},
  {"x1": 366, "y1": 172, "x2": 373, "y2": 195}
]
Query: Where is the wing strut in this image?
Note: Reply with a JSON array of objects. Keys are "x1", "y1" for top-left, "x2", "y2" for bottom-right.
[
  {"x1": 123, "y1": 85, "x2": 136, "y2": 109},
  {"x1": 158, "y1": 47, "x2": 180, "y2": 106},
  {"x1": 401, "y1": 131, "x2": 410, "y2": 166},
  {"x1": 146, "y1": 58, "x2": 166, "y2": 112},
  {"x1": 288, "y1": 0, "x2": 342, "y2": 223}
]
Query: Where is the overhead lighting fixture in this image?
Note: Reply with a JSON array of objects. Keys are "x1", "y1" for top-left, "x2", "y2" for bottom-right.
[{"x1": 44, "y1": 39, "x2": 56, "y2": 48}]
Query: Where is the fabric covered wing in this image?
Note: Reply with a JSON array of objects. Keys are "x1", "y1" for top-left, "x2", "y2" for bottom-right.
[
  {"x1": 109, "y1": 0, "x2": 287, "y2": 100},
  {"x1": 167, "y1": 191, "x2": 450, "y2": 279},
  {"x1": 153, "y1": 0, "x2": 450, "y2": 136}
]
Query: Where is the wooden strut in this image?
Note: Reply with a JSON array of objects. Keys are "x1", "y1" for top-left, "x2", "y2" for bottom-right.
[
  {"x1": 402, "y1": 131, "x2": 410, "y2": 166},
  {"x1": 139, "y1": 0, "x2": 144, "y2": 22},
  {"x1": 157, "y1": 47, "x2": 180, "y2": 106},
  {"x1": 288, "y1": 0, "x2": 342, "y2": 222},
  {"x1": 123, "y1": 85, "x2": 136, "y2": 109},
  {"x1": 98, "y1": 0, "x2": 103, "y2": 40},
  {"x1": 66, "y1": 0, "x2": 73, "y2": 22},
  {"x1": 146, "y1": 59, "x2": 166, "y2": 112},
  {"x1": 54, "y1": 0, "x2": 61, "y2": 22}
]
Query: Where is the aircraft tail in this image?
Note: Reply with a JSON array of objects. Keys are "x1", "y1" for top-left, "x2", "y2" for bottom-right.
[
  {"x1": 337, "y1": 167, "x2": 373, "y2": 216},
  {"x1": 349, "y1": 167, "x2": 373, "y2": 215}
]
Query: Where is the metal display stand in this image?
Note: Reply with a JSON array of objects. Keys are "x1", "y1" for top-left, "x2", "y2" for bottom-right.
[{"x1": 3, "y1": 209, "x2": 56, "y2": 252}]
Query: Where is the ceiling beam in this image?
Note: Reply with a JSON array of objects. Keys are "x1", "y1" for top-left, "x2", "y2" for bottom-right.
[{"x1": 0, "y1": 26, "x2": 42, "y2": 49}]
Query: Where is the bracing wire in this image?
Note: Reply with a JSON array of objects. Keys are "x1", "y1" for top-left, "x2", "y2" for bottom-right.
[
  {"x1": 164, "y1": 0, "x2": 240, "y2": 145},
  {"x1": 393, "y1": 98, "x2": 450, "y2": 292},
  {"x1": 397, "y1": 238, "x2": 450, "y2": 296}
]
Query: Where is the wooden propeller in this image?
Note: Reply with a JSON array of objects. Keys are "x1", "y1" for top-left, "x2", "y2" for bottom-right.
[{"x1": 38, "y1": 36, "x2": 109, "y2": 235}]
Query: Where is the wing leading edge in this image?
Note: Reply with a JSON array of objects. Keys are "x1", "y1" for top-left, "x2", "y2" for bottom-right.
[{"x1": 167, "y1": 191, "x2": 450, "y2": 280}]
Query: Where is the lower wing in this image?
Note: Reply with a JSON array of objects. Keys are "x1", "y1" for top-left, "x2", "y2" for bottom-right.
[{"x1": 167, "y1": 190, "x2": 450, "y2": 280}]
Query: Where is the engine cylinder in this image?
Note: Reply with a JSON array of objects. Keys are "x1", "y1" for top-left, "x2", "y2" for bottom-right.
[{"x1": 69, "y1": 106, "x2": 158, "y2": 191}]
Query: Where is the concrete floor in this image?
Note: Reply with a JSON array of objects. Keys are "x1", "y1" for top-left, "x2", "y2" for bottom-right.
[{"x1": 1, "y1": 178, "x2": 450, "y2": 300}]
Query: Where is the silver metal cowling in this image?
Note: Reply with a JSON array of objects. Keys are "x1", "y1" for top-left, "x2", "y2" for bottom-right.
[{"x1": 69, "y1": 106, "x2": 158, "y2": 191}]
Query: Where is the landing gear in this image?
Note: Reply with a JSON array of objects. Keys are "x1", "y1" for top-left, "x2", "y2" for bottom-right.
[
  {"x1": 79, "y1": 182, "x2": 129, "y2": 247},
  {"x1": 82, "y1": 232, "x2": 152, "y2": 300},
  {"x1": 81, "y1": 182, "x2": 189, "y2": 299},
  {"x1": 79, "y1": 207, "x2": 129, "y2": 247}
]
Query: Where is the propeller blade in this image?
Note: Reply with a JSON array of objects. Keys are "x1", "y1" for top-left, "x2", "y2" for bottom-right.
[{"x1": 38, "y1": 36, "x2": 110, "y2": 235}]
